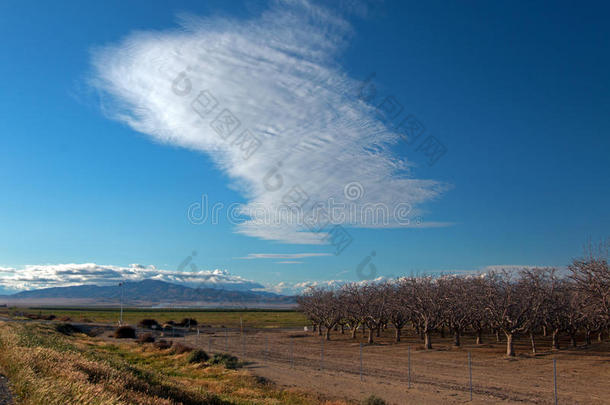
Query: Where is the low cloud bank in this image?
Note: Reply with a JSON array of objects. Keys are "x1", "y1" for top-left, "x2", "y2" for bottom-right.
[{"x1": 0, "y1": 263, "x2": 263, "y2": 292}]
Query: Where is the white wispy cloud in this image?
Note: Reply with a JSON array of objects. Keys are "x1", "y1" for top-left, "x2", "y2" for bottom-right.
[
  {"x1": 0, "y1": 263, "x2": 263, "y2": 292},
  {"x1": 239, "y1": 253, "x2": 331, "y2": 260},
  {"x1": 90, "y1": 0, "x2": 450, "y2": 244}
]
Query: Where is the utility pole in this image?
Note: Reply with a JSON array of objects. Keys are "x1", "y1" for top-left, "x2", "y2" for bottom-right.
[{"x1": 118, "y1": 282, "x2": 124, "y2": 325}]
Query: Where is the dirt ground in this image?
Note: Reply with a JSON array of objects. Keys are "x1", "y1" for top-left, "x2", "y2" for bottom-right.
[
  {"x1": 0, "y1": 375, "x2": 13, "y2": 405},
  {"x1": 180, "y1": 328, "x2": 610, "y2": 405}
]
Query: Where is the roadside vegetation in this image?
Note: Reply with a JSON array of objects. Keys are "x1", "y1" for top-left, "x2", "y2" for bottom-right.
[{"x1": 0, "y1": 321, "x2": 348, "y2": 405}]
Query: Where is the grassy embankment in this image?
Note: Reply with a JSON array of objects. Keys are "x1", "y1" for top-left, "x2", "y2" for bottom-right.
[
  {"x1": 0, "y1": 308, "x2": 307, "y2": 328},
  {"x1": 0, "y1": 321, "x2": 346, "y2": 405}
]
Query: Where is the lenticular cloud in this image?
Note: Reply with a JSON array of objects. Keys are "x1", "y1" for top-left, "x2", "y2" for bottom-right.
[{"x1": 90, "y1": 1, "x2": 449, "y2": 244}]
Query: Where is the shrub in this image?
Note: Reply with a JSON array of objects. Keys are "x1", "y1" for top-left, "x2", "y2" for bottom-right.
[
  {"x1": 210, "y1": 353, "x2": 241, "y2": 369},
  {"x1": 166, "y1": 320, "x2": 176, "y2": 326},
  {"x1": 138, "y1": 319, "x2": 160, "y2": 329},
  {"x1": 59, "y1": 316, "x2": 72, "y2": 322},
  {"x1": 55, "y1": 323, "x2": 82, "y2": 335},
  {"x1": 87, "y1": 327, "x2": 105, "y2": 337},
  {"x1": 172, "y1": 342, "x2": 193, "y2": 354},
  {"x1": 154, "y1": 339, "x2": 173, "y2": 350},
  {"x1": 362, "y1": 395, "x2": 387, "y2": 405},
  {"x1": 137, "y1": 333, "x2": 155, "y2": 343},
  {"x1": 187, "y1": 349, "x2": 209, "y2": 363},
  {"x1": 42, "y1": 314, "x2": 56, "y2": 320},
  {"x1": 113, "y1": 326, "x2": 136, "y2": 339},
  {"x1": 179, "y1": 318, "x2": 197, "y2": 327}
]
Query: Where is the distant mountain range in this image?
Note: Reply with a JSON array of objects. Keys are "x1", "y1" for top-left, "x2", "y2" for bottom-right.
[{"x1": 0, "y1": 279, "x2": 295, "y2": 308}]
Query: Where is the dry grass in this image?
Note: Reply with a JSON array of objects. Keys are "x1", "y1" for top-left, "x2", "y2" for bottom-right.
[
  {"x1": 0, "y1": 321, "x2": 351, "y2": 405},
  {"x1": 172, "y1": 342, "x2": 193, "y2": 354}
]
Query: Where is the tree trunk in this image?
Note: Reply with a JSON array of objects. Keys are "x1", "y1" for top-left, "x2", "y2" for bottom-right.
[
  {"x1": 552, "y1": 329, "x2": 560, "y2": 350},
  {"x1": 542, "y1": 325, "x2": 547, "y2": 337},
  {"x1": 362, "y1": 324, "x2": 366, "y2": 337},
  {"x1": 395, "y1": 326, "x2": 401, "y2": 343},
  {"x1": 424, "y1": 331, "x2": 432, "y2": 350},
  {"x1": 312, "y1": 324, "x2": 317, "y2": 332},
  {"x1": 318, "y1": 325, "x2": 322, "y2": 336},
  {"x1": 376, "y1": 325, "x2": 381, "y2": 337},
  {"x1": 530, "y1": 332, "x2": 537, "y2": 355},
  {"x1": 368, "y1": 327, "x2": 374, "y2": 344},
  {"x1": 340, "y1": 324, "x2": 344, "y2": 334},
  {"x1": 506, "y1": 332, "x2": 515, "y2": 357},
  {"x1": 325, "y1": 327, "x2": 331, "y2": 341},
  {"x1": 495, "y1": 329, "x2": 501, "y2": 342},
  {"x1": 570, "y1": 333, "x2": 576, "y2": 348},
  {"x1": 351, "y1": 325, "x2": 357, "y2": 339},
  {"x1": 476, "y1": 329, "x2": 483, "y2": 345},
  {"x1": 585, "y1": 330, "x2": 591, "y2": 346},
  {"x1": 598, "y1": 330, "x2": 603, "y2": 343},
  {"x1": 453, "y1": 330, "x2": 461, "y2": 347},
  {"x1": 440, "y1": 327, "x2": 445, "y2": 338}
]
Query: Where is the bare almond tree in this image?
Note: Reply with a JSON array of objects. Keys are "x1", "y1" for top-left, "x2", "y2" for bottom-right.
[
  {"x1": 439, "y1": 276, "x2": 472, "y2": 347},
  {"x1": 387, "y1": 281, "x2": 410, "y2": 342},
  {"x1": 466, "y1": 276, "x2": 489, "y2": 345},
  {"x1": 344, "y1": 283, "x2": 390, "y2": 344},
  {"x1": 564, "y1": 288, "x2": 587, "y2": 347},
  {"x1": 483, "y1": 271, "x2": 530, "y2": 356},
  {"x1": 569, "y1": 240, "x2": 610, "y2": 322},
  {"x1": 521, "y1": 267, "x2": 554, "y2": 355},
  {"x1": 297, "y1": 287, "x2": 325, "y2": 336},
  {"x1": 408, "y1": 277, "x2": 443, "y2": 349},
  {"x1": 542, "y1": 273, "x2": 570, "y2": 350}
]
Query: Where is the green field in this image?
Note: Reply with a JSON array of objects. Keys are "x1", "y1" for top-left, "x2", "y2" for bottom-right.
[{"x1": 1, "y1": 307, "x2": 307, "y2": 328}]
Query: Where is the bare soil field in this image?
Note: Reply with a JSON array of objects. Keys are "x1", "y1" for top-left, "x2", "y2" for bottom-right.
[{"x1": 178, "y1": 328, "x2": 610, "y2": 404}]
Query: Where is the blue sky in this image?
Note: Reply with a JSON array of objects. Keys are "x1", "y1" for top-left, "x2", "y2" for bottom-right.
[{"x1": 0, "y1": 0, "x2": 608, "y2": 294}]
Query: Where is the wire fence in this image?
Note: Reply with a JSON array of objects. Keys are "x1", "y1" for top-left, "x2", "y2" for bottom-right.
[{"x1": 133, "y1": 325, "x2": 607, "y2": 404}]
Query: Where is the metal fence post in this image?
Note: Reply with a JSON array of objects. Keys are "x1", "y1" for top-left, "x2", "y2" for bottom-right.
[
  {"x1": 468, "y1": 351, "x2": 473, "y2": 401},
  {"x1": 290, "y1": 339, "x2": 294, "y2": 369},
  {"x1": 553, "y1": 359, "x2": 558, "y2": 405},
  {"x1": 360, "y1": 342, "x2": 362, "y2": 381},
  {"x1": 408, "y1": 345, "x2": 411, "y2": 389}
]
